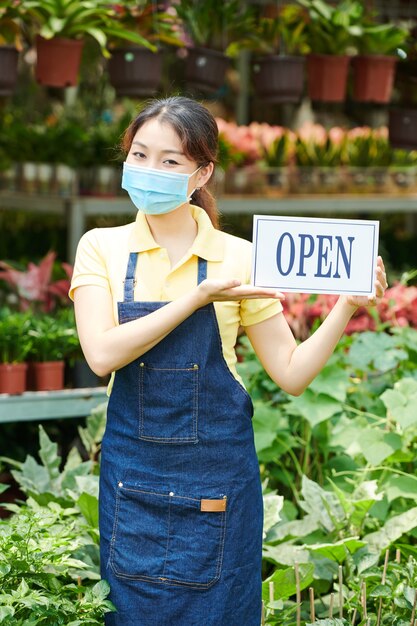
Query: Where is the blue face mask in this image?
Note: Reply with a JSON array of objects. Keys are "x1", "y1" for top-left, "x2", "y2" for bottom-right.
[{"x1": 121, "y1": 162, "x2": 201, "y2": 215}]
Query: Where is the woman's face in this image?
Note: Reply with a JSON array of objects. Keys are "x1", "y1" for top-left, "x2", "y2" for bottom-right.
[{"x1": 126, "y1": 118, "x2": 212, "y2": 193}]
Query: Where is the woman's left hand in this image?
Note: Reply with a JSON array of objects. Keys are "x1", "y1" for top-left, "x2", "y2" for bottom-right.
[{"x1": 342, "y1": 256, "x2": 388, "y2": 309}]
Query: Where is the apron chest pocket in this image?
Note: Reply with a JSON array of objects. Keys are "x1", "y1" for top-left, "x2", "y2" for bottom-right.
[
  {"x1": 110, "y1": 482, "x2": 227, "y2": 589},
  {"x1": 138, "y1": 361, "x2": 199, "y2": 444}
]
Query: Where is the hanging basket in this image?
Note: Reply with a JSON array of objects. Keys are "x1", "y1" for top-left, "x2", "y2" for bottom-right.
[
  {"x1": 352, "y1": 55, "x2": 397, "y2": 103},
  {"x1": 388, "y1": 108, "x2": 417, "y2": 150},
  {"x1": 185, "y1": 47, "x2": 229, "y2": 92},
  {"x1": 253, "y1": 55, "x2": 305, "y2": 103},
  {"x1": 35, "y1": 36, "x2": 84, "y2": 87},
  {"x1": 0, "y1": 46, "x2": 19, "y2": 96},
  {"x1": 306, "y1": 54, "x2": 350, "y2": 102},
  {"x1": 108, "y1": 47, "x2": 163, "y2": 96}
]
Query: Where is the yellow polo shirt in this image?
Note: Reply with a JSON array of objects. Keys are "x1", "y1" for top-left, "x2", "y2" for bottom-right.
[{"x1": 69, "y1": 205, "x2": 283, "y2": 385}]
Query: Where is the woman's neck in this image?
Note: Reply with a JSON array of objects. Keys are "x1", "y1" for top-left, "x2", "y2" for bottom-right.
[{"x1": 145, "y1": 203, "x2": 198, "y2": 267}]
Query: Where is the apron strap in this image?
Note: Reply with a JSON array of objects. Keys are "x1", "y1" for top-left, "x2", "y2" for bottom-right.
[
  {"x1": 197, "y1": 257, "x2": 207, "y2": 284},
  {"x1": 123, "y1": 252, "x2": 138, "y2": 302}
]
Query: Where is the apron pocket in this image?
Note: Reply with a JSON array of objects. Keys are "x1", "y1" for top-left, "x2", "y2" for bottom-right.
[
  {"x1": 110, "y1": 482, "x2": 226, "y2": 589},
  {"x1": 138, "y1": 361, "x2": 199, "y2": 444}
]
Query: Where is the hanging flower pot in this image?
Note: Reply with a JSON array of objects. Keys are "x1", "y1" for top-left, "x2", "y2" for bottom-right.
[
  {"x1": 185, "y1": 47, "x2": 229, "y2": 93},
  {"x1": 388, "y1": 108, "x2": 417, "y2": 150},
  {"x1": 352, "y1": 55, "x2": 397, "y2": 103},
  {"x1": 253, "y1": 55, "x2": 305, "y2": 103},
  {"x1": 0, "y1": 363, "x2": 27, "y2": 395},
  {"x1": 35, "y1": 36, "x2": 84, "y2": 87},
  {"x1": 31, "y1": 361, "x2": 65, "y2": 391},
  {"x1": 0, "y1": 46, "x2": 19, "y2": 96},
  {"x1": 107, "y1": 47, "x2": 163, "y2": 96},
  {"x1": 306, "y1": 54, "x2": 350, "y2": 102}
]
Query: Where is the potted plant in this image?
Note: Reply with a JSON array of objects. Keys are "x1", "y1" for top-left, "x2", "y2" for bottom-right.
[
  {"x1": 0, "y1": 0, "x2": 24, "y2": 96},
  {"x1": 297, "y1": 0, "x2": 362, "y2": 102},
  {"x1": 21, "y1": 0, "x2": 155, "y2": 87},
  {"x1": 351, "y1": 14, "x2": 409, "y2": 103},
  {"x1": 175, "y1": 0, "x2": 256, "y2": 93},
  {"x1": 252, "y1": 5, "x2": 309, "y2": 103},
  {"x1": 0, "y1": 308, "x2": 32, "y2": 395},
  {"x1": 345, "y1": 126, "x2": 392, "y2": 193},
  {"x1": 28, "y1": 311, "x2": 78, "y2": 391},
  {"x1": 107, "y1": 0, "x2": 184, "y2": 97}
]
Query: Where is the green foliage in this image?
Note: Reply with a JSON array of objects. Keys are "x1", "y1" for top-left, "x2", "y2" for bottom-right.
[
  {"x1": 21, "y1": 0, "x2": 155, "y2": 56},
  {"x1": 238, "y1": 326, "x2": 417, "y2": 622},
  {"x1": 175, "y1": 0, "x2": 257, "y2": 57},
  {"x1": 0, "y1": 309, "x2": 32, "y2": 363},
  {"x1": 254, "y1": 6, "x2": 310, "y2": 56},
  {"x1": 0, "y1": 408, "x2": 113, "y2": 624},
  {"x1": 28, "y1": 310, "x2": 79, "y2": 362},
  {"x1": 297, "y1": 0, "x2": 363, "y2": 55}
]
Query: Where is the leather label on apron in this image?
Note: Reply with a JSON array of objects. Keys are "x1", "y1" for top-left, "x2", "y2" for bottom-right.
[{"x1": 200, "y1": 498, "x2": 227, "y2": 512}]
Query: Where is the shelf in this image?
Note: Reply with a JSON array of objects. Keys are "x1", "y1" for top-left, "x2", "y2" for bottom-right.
[
  {"x1": 1, "y1": 190, "x2": 417, "y2": 262},
  {"x1": 0, "y1": 387, "x2": 108, "y2": 424}
]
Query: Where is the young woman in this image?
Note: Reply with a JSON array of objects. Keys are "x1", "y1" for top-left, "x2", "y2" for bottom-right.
[{"x1": 70, "y1": 96, "x2": 387, "y2": 626}]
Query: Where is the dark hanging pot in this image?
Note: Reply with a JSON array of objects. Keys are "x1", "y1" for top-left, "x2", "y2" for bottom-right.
[
  {"x1": 70, "y1": 358, "x2": 104, "y2": 388},
  {"x1": 352, "y1": 55, "x2": 397, "y2": 103},
  {"x1": 253, "y1": 55, "x2": 305, "y2": 103},
  {"x1": 35, "y1": 35, "x2": 84, "y2": 87},
  {"x1": 0, "y1": 46, "x2": 19, "y2": 96},
  {"x1": 0, "y1": 363, "x2": 27, "y2": 395},
  {"x1": 185, "y1": 47, "x2": 229, "y2": 92},
  {"x1": 388, "y1": 108, "x2": 417, "y2": 150},
  {"x1": 107, "y1": 47, "x2": 163, "y2": 96},
  {"x1": 306, "y1": 54, "x2": 350, "y2": 102}
]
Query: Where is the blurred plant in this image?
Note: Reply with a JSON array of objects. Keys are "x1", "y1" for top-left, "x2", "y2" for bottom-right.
[
  {"x1": 254, "y1": 5, "x2": 310, "y2": 56},
  {"x1": 391, "y1": 148, "x2": 417, "y2": 167},
  {"x1": 28, "y1": 309, "x2": 79, "y2": 362},
  {"x1": 0, "y1": 0, "x2": 26, "y2": 47},
  {"x1": 295, "y1": 122, "x2": 347, "y2": 167},
  {"x1": 216, "y1": 118, "x2": 262, "y2": 166},
  {"x1": 0, "y1": 251, "x2": 73, "y2": 313},
  {"x1": 251, "y1": 123, "x2": 296, "y2": 167},
  {"x1": 21, "y1": 0, "x2": 155, "y2": 56},
  {"x1": 346, "y1": 127, "x2": 392, "y2": 167},
  {"x1": 297, "y1": 0, "x2": 363, "y2": 55},
  {"x1": 0, "y1": 308, "x2": 32, "y2": 363},
  {"x1": 110, "y1": 0, "x2": 184, "y2": 49},
  {"x1": 175, "y1": 0, "x2": 257, "y2": 57}
]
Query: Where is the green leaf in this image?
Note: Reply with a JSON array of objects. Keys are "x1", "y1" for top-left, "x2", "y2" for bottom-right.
[
  {"x1": 308, "y1": 364, "x2": 350, "y2": 402},
  {"x1": 289, "y1": 390, "x2": 342, "y2": 427},
  {"x1": 381, "y1": 378, "x2": 417, "y2": 429},
  {"x1": 348, "y1": 332, "x2": 407, "y2": 372},
  {"x1": 0, "y1": 483, "x2": 9, "y2": 494},
  {"x1": 262, "y1": 562, "x2": 314, "y2": 601},
  {"x1": 39, "y1": 425, "x2": 61, "y2": 482},
  {"x1": 364, "y1": 507, "x2": 417, "y2": 550},
  {"x1": 383, "y1": 475, "x2": 417, "y2": 503},
  {"x1": 0, "y1": 607, "x2": 14, "y2": 620},
  {"x1": 77, "y1": 493, "x2": 99, "y2": 528},
  {"x1": 358, "y1": 430, "x2": 402, "y2": 465},
  {"x1": 307, "y1": 537, "x2": 366, "y2": 563},
  {"x1": 253, "y1": 402, "x2": 282, "y2": 452}
]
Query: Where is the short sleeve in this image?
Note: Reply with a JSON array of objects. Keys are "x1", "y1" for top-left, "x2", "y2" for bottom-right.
[
  {"x1": 239, "y1": 238, "x2": 283, "y2": 327},
  {"x1": 69, "y1": 229, "x2": 110, "y2": 301}
]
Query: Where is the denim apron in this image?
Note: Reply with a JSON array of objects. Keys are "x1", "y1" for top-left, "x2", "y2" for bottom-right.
[{"x1": 99, "y1": 252, "x2": 263, "y2": 626}]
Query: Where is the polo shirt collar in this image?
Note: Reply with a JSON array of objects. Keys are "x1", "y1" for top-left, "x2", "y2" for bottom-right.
[{"x1": 129, "y1": 205, "x2": 224, "y2": 262}]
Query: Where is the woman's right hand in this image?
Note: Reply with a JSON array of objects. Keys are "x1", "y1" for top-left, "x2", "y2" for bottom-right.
[{"x1": 195, "y1": 278, "x2": 285, "y2": 306}]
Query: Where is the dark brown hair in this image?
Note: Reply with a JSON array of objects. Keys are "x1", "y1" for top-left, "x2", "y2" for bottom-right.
[{"x1": 121, "y1": 96, "x2": 220, "y2": 228}]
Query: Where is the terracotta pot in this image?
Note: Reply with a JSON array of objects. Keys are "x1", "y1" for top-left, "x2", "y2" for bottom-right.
[
  {"x1": 306, "y1": 54, "x2": 350, "y2": 102},
  {"x1": 31, "y1": 361, "x2": 65, "y2": 391},
  {"x1": 388, "y1": 108, "x2": 417, "y2": 150},
  {"x1": 0, "y1": 363, "x2": 27, "y2": 395},
  {"x1": 352, "y1": 55, "x2": 397, "y2": 103},
  {"x1": 108, "y1": 47, "x2": 163, "y2": 96},
  {"x1": 253, "y1": 55, "x2": 305, "y2": 103},
  {"x1": 0, "y1": 46, "x2": 19, "y2": 96},
  {"x1": 35, "y1": 36, "x2": 84, "y2": 87},
  {"x1": 185, "y1": 47, "x2": 229, "y2": 92}
]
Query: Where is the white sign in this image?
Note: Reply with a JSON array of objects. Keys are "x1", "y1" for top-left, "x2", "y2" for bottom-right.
[{"x1": 252, "y1": 215, "x2": 379, "y2": 296}]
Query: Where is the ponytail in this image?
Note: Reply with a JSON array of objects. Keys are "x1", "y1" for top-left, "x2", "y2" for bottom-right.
[{"x1": 192, "y1": 186, "x2": 220, "y2": 229}]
